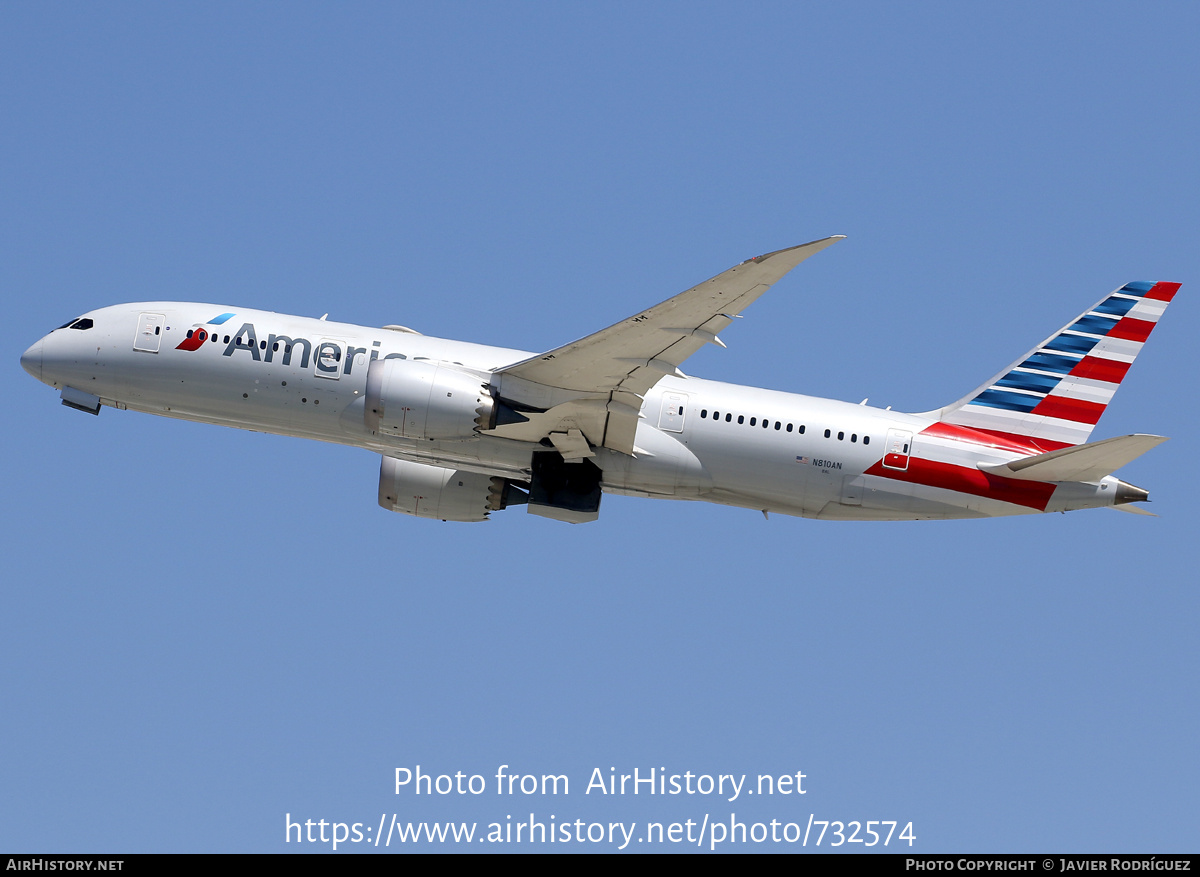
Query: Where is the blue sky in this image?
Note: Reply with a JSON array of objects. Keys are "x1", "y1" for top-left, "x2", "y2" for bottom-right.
[{"x1": 3, "y1": 2, "x2": 1197, "y2": 853}]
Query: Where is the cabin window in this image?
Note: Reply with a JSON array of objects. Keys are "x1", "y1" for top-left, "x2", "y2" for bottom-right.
[
  {"x1": 786, "y1": 423, "x2": 793, "y2": 432},
  {"x1": 838, "y1": 431, "x2": 844, "y2": 440},
  {"x1": 851, "y1": 434, "x2": 857, "y2": 442},
  {"x1": 725, "y1": 413, "x2": 732, "y2": 422},
  {"x1": 700, "y1": 409, "x2": 707, "y2": 418},
  {"x1": 713, "y1": 411, "x2": 719, "y2": 420},
  {"x1": 774, "y1": 421, "x2": 781, "y2": 430},
  {"x1": 824, "y1": 429, "x2": 831, "y2": 438},
  {"x1": 737, "y1": 415, "x2": 744, "y2": 424},
  {"x1": 750, "y1": 417, "x2": 756, "y2": 426},
  {"x1": 863, "y1": 435, "x2": 870, "y2": 445}
]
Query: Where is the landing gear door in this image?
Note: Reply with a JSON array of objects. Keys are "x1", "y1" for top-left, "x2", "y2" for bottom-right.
[
  {"x1": 133, "y1": 313, "x2": 165, "y2": 353},
  {"x1": 883, "y1": 428, "x2": 913, "y2": 471},
  {"x1": 658, "y1": 392, "x2": 688, "y2": 433}
]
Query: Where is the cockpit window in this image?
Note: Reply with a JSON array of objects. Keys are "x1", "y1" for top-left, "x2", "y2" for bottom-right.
[{"x1": 57, "y1": 318, "x2": 94, "y2": 330}]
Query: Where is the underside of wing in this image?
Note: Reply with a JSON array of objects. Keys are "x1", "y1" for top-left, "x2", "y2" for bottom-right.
[{"x1": 489, "y1": 235, "x2": 844, "y2": 454}]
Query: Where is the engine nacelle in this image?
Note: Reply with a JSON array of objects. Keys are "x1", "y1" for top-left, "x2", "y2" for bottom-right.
[
  {"x1": 377, "y1": 457, "x2": 527, "y2": 522},
  {"x1": 365, "y1": 358, "x2": 493, "y2": 441}
]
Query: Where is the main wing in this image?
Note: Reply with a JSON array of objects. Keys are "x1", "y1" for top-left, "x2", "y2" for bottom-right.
[{"x1": 488, "y1": 235, "x2": 845, "y2": 455}]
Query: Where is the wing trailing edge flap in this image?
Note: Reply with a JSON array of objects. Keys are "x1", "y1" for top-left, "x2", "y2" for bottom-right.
[
  {"x1": 979, "y1": 434, "x2": 1168, "y2": 482},
  {"x1": 548, "y1": 428, "x2": 595, "y2": 462},
  {"x1": 489, "y1": 235, "x2": 845, "y2": 455}
]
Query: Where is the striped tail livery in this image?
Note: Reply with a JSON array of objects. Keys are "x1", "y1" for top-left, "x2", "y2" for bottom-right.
[
  {"x1": 935, "y1": 281, "x2": 1180, "y2": 450},
  {"x1": 855, "y1": 279, "x2": 1183, "y2": 520}
]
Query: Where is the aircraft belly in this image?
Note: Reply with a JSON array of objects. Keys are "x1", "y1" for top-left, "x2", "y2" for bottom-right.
[
  {"x1": 828, "y1": 473, "x2": 1040, "y2": 520},
  {"x1": 131, "y1": 370, "x2": 305, "y2": 432},
  {"x1": 600, "y1": 426, "x2": 712, "y2": 497},
  {"x1": 378, "y1": 437, "x2": 535, "y2": 482},
  {"x1": 696, "y1": 442, "x2": 822, "y2": 515},
  {"x1": 1044, "y1": 480, "x2": 1117, "y2": 513}
]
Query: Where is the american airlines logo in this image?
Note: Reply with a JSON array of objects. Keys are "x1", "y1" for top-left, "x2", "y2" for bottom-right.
[{"x1": 175, "y1": 313, "x2": 236, "y2": 351}]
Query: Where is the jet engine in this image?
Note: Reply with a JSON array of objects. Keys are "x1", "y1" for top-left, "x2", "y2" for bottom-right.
[
  {"x1": 377, "y1": 456, "x2": 528, "y2": 522},
  {"x1": 364, "y1": 358, "x2": 493, "y2": 441}
]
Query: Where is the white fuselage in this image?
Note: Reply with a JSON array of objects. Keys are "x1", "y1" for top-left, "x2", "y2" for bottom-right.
[{"x1": 22, "y1": 302, "x2": 1129, "y2": 521}]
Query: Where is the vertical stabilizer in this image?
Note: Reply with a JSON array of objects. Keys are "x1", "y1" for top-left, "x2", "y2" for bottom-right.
[{"x1": 933, "y1": 281, "x2": 1180, "y2": 448}]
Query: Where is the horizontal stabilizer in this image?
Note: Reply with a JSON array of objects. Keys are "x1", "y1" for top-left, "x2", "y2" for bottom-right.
[
  {"x1": 980, "y1": 434, "x2": 1168, "y2": 482},
  {"x1": 1111, "y1": 503, "x2": 1157, "y2": 516}
]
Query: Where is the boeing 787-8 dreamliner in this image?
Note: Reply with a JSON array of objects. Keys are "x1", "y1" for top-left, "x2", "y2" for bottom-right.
[{"x1": 21, "y1": 236, "x2": 1178, "y2": 524}]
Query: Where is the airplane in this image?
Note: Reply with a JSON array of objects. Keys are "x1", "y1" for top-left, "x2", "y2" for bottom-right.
[{"x1": 20, "y1": 235, "x2": 1180, "y2": 524}]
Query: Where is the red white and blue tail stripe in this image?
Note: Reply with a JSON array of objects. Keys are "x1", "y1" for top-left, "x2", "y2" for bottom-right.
[{"x1": 935, "y1": 281, "x2": 1180, "y2": 449}]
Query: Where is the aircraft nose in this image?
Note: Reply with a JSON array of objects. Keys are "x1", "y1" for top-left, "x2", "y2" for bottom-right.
[{"x1": 20, "y1": 338, "x2": 44, "y2": 382}]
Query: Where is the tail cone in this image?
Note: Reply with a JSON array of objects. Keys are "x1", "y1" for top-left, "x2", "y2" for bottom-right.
[{"x1": 1114, "y1": 480, "x2": 1150, "y2": 505}]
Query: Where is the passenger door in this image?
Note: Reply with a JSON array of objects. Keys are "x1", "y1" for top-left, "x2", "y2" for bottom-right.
[
  {"x1": 883, "y1": 428, "x2": 913, "y2": 470},
  {"x1": 657, "y1": 392, "x2": 688, "y2": 432},
  {"x1": 133, "y1": 313, "x2": 165, "y2": 353}
]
